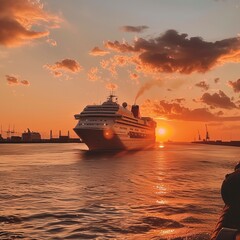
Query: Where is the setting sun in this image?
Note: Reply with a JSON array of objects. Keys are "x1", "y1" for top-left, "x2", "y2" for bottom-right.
[
  {"x1": 157, "y1": 127, "x2": 166, "y2": 136},
  {"x1": 156, "y1": 126, "x2": 169, "y2": 141}
]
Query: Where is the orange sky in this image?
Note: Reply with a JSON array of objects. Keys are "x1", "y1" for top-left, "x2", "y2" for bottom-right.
[{"x1": 1, "y1": 0, "x2": 240, "y2": 141}]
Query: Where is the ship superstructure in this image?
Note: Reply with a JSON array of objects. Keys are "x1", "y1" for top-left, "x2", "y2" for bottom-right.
[{"x1": 73, "y1": 94, "x2": 156, "y2": 151}]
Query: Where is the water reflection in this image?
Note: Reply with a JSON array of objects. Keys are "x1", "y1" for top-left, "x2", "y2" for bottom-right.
[
  {"x1": 158, "y1": 142, "x2": 165, "y2": 149},
  {"x1": 0, "y1": 143, "x2": 240, "y2": 239}
]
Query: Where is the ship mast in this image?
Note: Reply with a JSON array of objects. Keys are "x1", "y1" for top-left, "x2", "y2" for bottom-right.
[{"x1": 107, "y1": 88, "x2": 117, "y2": 103}]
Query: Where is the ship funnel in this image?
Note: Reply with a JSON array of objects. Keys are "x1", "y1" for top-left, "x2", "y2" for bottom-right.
[{"x1": 131, "y1": 105, "x2": 140, "y2": 118}]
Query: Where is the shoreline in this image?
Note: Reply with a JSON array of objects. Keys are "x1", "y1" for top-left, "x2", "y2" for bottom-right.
[
  {"x1": 192, "y1": 140, "x2": 240, "y2": 147},
  {"x1": 0, "y1": 139, "x2": 81, "y2": 144}
]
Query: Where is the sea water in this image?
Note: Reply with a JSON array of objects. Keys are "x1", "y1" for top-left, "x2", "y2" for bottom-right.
[{"x1": 0, "y1": 143, "x2": 239, "y2": 239}]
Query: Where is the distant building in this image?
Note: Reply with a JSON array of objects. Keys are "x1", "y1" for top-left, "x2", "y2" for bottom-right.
[
  {"x1": 11, "y1": 136, "x2": 21, "y2": 142},
  {"x1": 22, "y1": 129, "x2": 41, "y2": 142}
]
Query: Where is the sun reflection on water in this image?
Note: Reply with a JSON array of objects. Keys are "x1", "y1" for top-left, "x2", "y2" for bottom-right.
[{"x1": 158, "y1": 142, "x2": 165, "y2": 149}]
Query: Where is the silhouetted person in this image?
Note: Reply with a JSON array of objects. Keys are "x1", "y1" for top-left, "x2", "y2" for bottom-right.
[{"x1": 211, "y1": 163, "x2": 240, "y2": 240}]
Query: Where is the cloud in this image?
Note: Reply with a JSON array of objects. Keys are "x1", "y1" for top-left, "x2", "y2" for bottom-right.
[
  {"x1": 89, "y1": 47, "x2": 110, "y2": 56},
  {"x1": 6, "y1": 75, "x2": 30, "y2": 86},
  {"x1": 44, "y1": 58, "x2": 82, "y2": 77},
  {"x1": 0, "y1": 0, "x2": 61, "y2": 47},
  {"x1": 104, "y1": 41, "x2": 136, "y2": 53},
  {"x1": 99, "y1": 55, "x2": 132, "y2": 76},
  {"x1": 172, "y1": 98, "x2": 185, "y2": 103},
  {"x1": 20, "y1": 80, "x2": 30, "y2": 85},
  {"x1": 129, "y1": 72, "x2": 139, "y2": 81},
  {"x1": 216, "y1": 110, "x2": 224, "y2": 116},
  {"x1": 103, "y1": 29, "x2": 240, "y2": 74},
  {"x1": 195, "y1": 81, "x2": 210, "y2": 91},
  {"x1": 141, "y1": 99, "x2": 240, "y2": 122},
  {"x1": 46, "y1": 38, "x2": 57, "y2": 46},
  {"x1": 88, "y1": 67, "x2": 99, "y2": 81},
  {"x1": 105, "y1": 82, "x2": 118, "y2": 91},
  {"x1": 200, "y1": 90, "x2": 238, "y2": 109},
  {"x1": 228, "y1": 79, "x2": 240, "y2": 93},
  {"x1": 6, "y1": 75, "x2": 18, "y2": 85},
  {"x1": 120, "y1": 25, "x2": 149, "y2": 33}
]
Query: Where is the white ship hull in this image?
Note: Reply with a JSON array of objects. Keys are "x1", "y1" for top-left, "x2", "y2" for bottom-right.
[{"x1": 74, "y1": 127, "x2": 155, "y2": 151}]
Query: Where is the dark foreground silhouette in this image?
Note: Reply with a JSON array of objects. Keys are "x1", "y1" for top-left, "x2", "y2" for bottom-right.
[{"x1": 211, "y1": 163, "x2": 240, "y2": 240}]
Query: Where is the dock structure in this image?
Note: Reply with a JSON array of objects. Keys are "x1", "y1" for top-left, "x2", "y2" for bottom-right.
[
  {"x1": 192, "y1": 140, "x2": 240, "y2": 147},
  {"x1": 0, "y1": 129, "x2": 80, "y2": 144}
]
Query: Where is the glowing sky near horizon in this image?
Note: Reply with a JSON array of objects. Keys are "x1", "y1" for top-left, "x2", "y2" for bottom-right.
[{"x1": 1, "y1": 0, "x2": 240, "y2": 141}]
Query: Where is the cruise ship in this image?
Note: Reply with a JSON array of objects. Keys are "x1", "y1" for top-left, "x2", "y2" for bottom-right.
[{"x1": 73, "y1": 94, "x2": 156, "y2": 151}]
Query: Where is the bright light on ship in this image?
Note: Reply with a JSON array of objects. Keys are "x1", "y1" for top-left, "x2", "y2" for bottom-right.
[{"x1": 103, "y1": 128, "x2": 114, "y2": 140}]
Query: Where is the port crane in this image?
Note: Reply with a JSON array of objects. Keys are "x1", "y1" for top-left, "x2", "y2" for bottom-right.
[
  {"x1": 205, "y1": 124, "x2": 210, "y2": 141},
  {"x1": 4, "y1": 125, "x2": 18, "y2": 138},
  {"x1": 198, "y1": 130, "x2": 201, "y2": 141}
]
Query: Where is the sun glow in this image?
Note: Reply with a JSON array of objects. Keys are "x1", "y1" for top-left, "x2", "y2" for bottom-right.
[
  {"x1": 157, "y1": 127, "x2": 166, "y2": 136},
  {"x1": 156, "y1": 127, "x2": 168, "y2": 142}
]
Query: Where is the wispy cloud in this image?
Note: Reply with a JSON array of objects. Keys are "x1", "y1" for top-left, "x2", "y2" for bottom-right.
[
  {"x1": 0, "y1": 0, "x2": 61, "y2": 47},
  {"x1": 6, "y1": 75, "x2": 30, "y2": 86},
  {"x1": 120, "y1": 25, "x2": 149, "y2": 33},
  {"x1": 228, "y1": 78, "x2": 240, "y2": 93},
  {"x1": 89, "y1": 47, "x2": 109, "y2": 56},
  {"x1": 129, "y1": 72, "x2": 139, "y2": 81},
  {"x1": 105, "y1": 82, "x2": 118, "y2": 91},
  {"x1": 44, "y1": 58, "x2": 82, "y2": 77},
  {"x1": 88, "y1": 67, "x2": 99, "y2": 81},
  {"x1": 195, "y1": 81, "x2": 210, "y2": 91},
  {"x1": 46, "y1": 38, "x2": 57, "y2": 46}
]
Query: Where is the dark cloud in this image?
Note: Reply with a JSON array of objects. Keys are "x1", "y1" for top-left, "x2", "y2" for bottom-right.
[
  {"x1": 0, "y1": 17, "x2": 48, "y2": 46},
  {"x1": 6, "y1": 75, "x2": 30, "y2": 86},
  {"x1": 201, "y1": 90, "x2": 238, "y2": 109},
  {"x1": 104, "y1": 29, "x2": 240, "y2": 74},
  {"x1": 195, "y1": 81, "x2": 210, "y2": 91},
  {"x1": 228, "y1": 79, "x2": 240, "y2": 93},
  {"x1": 172, "y1": 98, "x2": 185, "y2": 103},
  {"x1": 141, "y1": 99, "x2": 240, "y2": 122},
  {"x1": 44, "y1": 59, "x2": 82, "y2": 77},
  {"x1": 20, "y1": 80, "x2": 30, "y2": 85},
  {"x1": 89, "y1": 47, "x2": 109, "y2": 56},
  {"x1": 6, "y1": 75, "x2": 18, "y2": 85},
  {"x1": 0, "y1": 0, "x2": 61, "y2": 47},
  {"x1": 216, "y1": 110, "x2": 224, "y2": 116},
  {"x1": 120, "y1": 25, "x2": 149, "y2": 33}
]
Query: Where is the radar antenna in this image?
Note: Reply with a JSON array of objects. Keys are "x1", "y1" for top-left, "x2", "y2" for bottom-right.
[{"x1": 107, "y1": 88, "x2": 118, "y2": 103}]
